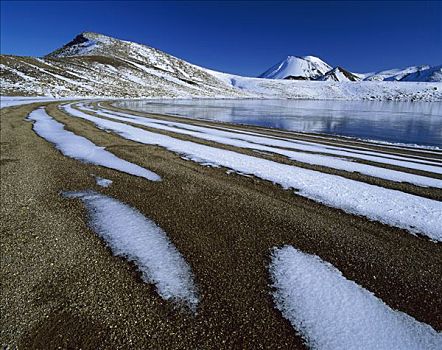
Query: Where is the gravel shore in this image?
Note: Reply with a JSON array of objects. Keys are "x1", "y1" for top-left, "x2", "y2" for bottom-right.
[{"x1": 1, "y1": 102, "x2": 441, "y2": 349}]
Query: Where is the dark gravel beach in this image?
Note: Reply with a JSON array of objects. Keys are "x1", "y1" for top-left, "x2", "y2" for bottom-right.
[{"x1": 1, "y1": 102, "x2": 441, "y2": 349}]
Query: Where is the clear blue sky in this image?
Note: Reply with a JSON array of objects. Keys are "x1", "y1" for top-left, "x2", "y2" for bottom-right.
[{"x1": 1, "y1": 1, "x2": 441, "y2": 76}]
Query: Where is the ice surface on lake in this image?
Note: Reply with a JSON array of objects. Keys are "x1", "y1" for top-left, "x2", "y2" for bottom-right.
[
  {"x1": 63, "y1": 190, "x2": 198, "y2": 310},
  {"x1": 118, "y1": 99, "x2": 442, "y2": 148},
  {"x1": 27, "y1": 107, "x2": 161, "y2": 181},
  {"x1": 270, "y1": 246, "x2": 442, "y2": 350}
]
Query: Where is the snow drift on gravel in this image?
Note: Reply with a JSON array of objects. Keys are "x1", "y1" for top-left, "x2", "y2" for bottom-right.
[
  {"x1": 62, "y1": 103, "x2": 442, "y2": 241},
  {"x1": 270, "y1": 245, "x2": 442, "y2": 350},
  {"x1": 27, "y1": 107, "x2": 160, "y2": 181},
  {"x1": 63, "y1": 190, "x2": 198, "y2": 310}
]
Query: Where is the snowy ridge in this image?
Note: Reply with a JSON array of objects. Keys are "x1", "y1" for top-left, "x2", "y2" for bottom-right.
[
  {"x1": 1, "y1": 32, "x2": 245, "y2": 98},
  {"x1": 63, "y1": 190, "x2": 198, "y2": 310},
  {"x1": 27, "y1": 107, "x2": 161, "y2": 181},
  {"x1": 401, "y1": 65, "x2": 442, "y2": 83},
  {"x1": 62, "y1": 103, "x2": 442, "y2": 241},
  {"x1": 365, "y1": 65, "x2": 442, "y2": 82},
  {"x1": 316, "y1": 67, "x2": 361, "y2": 82},
  {"x1": 208, "y1": 68, "x2": 442, "y2": 101}
]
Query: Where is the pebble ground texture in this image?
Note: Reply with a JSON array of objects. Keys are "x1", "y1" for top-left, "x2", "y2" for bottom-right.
[{"x1": 1, "y1": 102, "x2": 441, "y2": 349}]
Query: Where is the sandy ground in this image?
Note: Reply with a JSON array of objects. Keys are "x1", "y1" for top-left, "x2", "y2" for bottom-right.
[{"x1": 1, "y1": 102, "x2": 441, "y2": 349}]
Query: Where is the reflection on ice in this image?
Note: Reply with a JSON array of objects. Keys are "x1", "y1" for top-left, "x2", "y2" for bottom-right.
[{"x1": 117, "y1": 99, "x2": 442, "y2": 147}]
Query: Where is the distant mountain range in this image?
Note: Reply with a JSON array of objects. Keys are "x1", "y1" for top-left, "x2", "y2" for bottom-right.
[
  {"x1": 258, "y1": 55, "x2": 442, "y2": 82},
  {"x1": 1, "y1": 32, "x2": 441, "y2": 101}
]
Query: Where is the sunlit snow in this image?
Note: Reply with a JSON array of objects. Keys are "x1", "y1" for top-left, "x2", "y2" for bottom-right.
[
  {"x1": 63, "y1": 103, "x2": 442, "y2": 241},
  {"x1": 79, "y1": 104, "x2": 442, "y2": 188},
  {"x1": 27, "y1": 107, "x2": 161, "y2": 181},
  {"x1": 63, "y1": 190, "x2": 198, "y2": 310},
  {"x1": 270, "y1": 246, "x2": 442, "y2": 350}
]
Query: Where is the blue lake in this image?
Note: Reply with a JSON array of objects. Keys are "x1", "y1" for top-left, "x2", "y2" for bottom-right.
[{"x1": 117, "y1": 99, "x2": 442, "y2": 147}]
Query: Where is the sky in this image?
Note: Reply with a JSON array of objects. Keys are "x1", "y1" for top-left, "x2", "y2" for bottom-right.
[{"x1": 1, "y1": 1, "x2": 441, "y2": 76}]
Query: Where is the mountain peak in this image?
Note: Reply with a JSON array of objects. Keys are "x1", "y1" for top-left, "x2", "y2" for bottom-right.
[
  {"x1": 47, "y1": 32, "x2": 133, "y2": 58},
  {"x1": 46, "y1": 32, "x2": 100, "y2": 58},
  {"x1": 316, "y1": 66, "x2": 361, "y2": 82},
  {"x1": 259, "y1": 55, "x2": 332, "y2": 80}
]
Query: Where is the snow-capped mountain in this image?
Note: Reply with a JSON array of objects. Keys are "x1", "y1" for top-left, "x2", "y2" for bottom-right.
[
  {"x1": 1, "y1": 32, "x2": 441, "y2": 101},
  {"x1": 399, "y1": 65, "x2": 442, "y2": 82},
  {"x1": 259, "y1": 57, "x2": 442, "y2": 83},
  {"x1": 363, "y1": 65, "x2": 441, "y2": 82},
  {"x1": 316, "y1": 67, "x2": 361, "y2": 82},
  {"x1": 259, "y1": 56, "x2": 332, "y2": 80}
]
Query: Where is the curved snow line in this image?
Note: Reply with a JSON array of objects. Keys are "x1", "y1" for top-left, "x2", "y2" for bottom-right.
[
  {"x1": 62, "y1": 103, "x2": 442, "y2": 241},
  {"x1": 63, "y1": 190, "x2": 198, "y2": 310},
  {"x1": 269, "y1": 246, "x2": 442, "y2": 350},
  {"x1": 27, "y1": 107, "x2": 161, "y2": 181},
  {"x1": 97, "y1": 104, "x2": 442, "y2": 167},
  {"x1": 79, "y1": 104, "x2": 442, "y2": 188}
]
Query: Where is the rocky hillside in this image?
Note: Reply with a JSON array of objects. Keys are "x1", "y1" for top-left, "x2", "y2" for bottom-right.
[
  {"x1": 316, "y1": 67, "x2": 361, "y2": 82},
  {"x1": 0, "y1": 32, "x2": 248, "y2": 98}
]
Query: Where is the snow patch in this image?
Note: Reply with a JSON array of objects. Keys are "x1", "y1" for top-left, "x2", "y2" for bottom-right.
[
  {"x1": 270, "y1": 246, "x2": 442, "y2": 350},
  {"x1": 63, "y1": 190, "x2": 198, "y2": 310},
  {"x1": 84, "y1": 105, "x2": 442, "y2": 188},
  {"x1": 27, "y1": 107, "x2": 161, "y2": 181},
  {"x1": 94, "y1": 175, "x2": 113, "y2": 187}
]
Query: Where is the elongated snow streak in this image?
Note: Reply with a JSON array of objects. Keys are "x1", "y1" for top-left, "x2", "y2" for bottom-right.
[
  {"x1": 27, "y1": 107, "x2": 161, "y2": 181},
  {"x1": 99, "y1": 105, "x2": 442, "y2": 167},
  {"x1": 90, "y1": 104, "x2": 442, "y2": 168},
  {"x1": 80, "y1": 104, "x2": 442, "y2": 188},
  {"x1": 269, "y1": 246, "x2": 442, "y2": 350},
  {"x1": 62, "y1": 103, "x2": 442, "y2": 241},
  {"x1": 63, "y1": 190, "x2": 198, "y2": 310}
]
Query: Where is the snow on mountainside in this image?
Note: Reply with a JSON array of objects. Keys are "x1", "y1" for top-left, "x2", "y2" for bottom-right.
[
  {"x1": 364, "y1": 65, "x2": 442, "y2": 82},
  {"x1": 207, "y1": 68, "x2": 442, "y2": 101},
  {"x1": 400, "y1": 65, "x2": 442, "y2": 82},
  {"x1": 259, "y1": 56, "x2": 332, "y2": 80},
  {"x1": 1, "y1": 32, "x2": 441, "y2": 101},
  {"x1": 316, "y1": 67, "x2": 361, "y2": 82},
  {"x1": 1, "y1": 32, "x2": 248, "y2": 98}
]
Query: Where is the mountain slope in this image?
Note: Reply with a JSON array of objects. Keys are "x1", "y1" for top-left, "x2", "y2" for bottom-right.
[
  {"x1": 1, "y1": 32, "x2": 248, "y2": 98},
  {"x1": 316, "y1": 67, "x2": 361, "y2": 82},
  {"x1": 207, "y1": 68, "x2": 441, "y2": 101},
  {"x1": 363, "y1": 65, "x2": 442, "y2": 82},
  {"x1": 399, "y1": 65, "x2": 442, "y2": 82},
  {"x1": 259, "y1": 56, "x2": 332, "y2": 80},
  {"x1": 1, "y1": 32, "x2": 441, "y2": 101}
]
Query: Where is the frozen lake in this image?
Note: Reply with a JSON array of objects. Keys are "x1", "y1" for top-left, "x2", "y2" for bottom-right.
[{"x1": 117, "y1": 99, "x2": 442, "y2": 147}]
